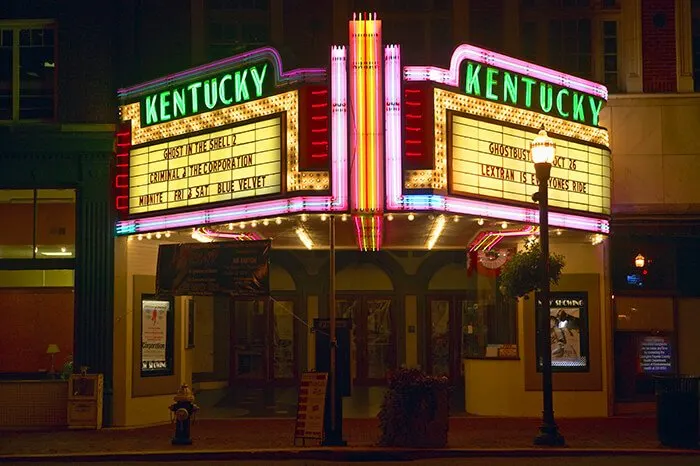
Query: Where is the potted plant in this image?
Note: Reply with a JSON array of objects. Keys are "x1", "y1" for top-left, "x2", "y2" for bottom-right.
[
  {"x1": 378, "y1": 368, "x2": 450, "y2": 448},
  {"x1": 498, "y1": 241, "x2": 565, "y2": 300}
]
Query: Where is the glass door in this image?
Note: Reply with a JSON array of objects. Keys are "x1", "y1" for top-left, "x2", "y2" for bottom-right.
[
  {"x1": 427, "y1": 296, "x2": 478, "y2": 384},
  {"x1": 336, "y1": 295, "x2": 396, "y2": 385},
  {"x1": 230, "y1": 298, "x2": 297, "y2": 385},
  {"x1": 230, "y1": 299, "x2": 269, "y2": 385},
  {"x1": 272, "y1": 300, "x2": 296, "y2": 381}
]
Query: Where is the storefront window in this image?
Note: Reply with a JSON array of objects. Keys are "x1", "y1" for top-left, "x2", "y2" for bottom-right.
[{"x1": 0, "y1": 188, "x2": 75, "y2": 260}]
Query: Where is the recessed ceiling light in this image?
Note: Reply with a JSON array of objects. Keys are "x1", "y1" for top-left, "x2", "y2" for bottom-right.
[
  {"x1": 407, "y1": 213, "x2": 415, "y2": 221},
  {"x1": 477, "y1": 218, "x2": 484, "y2": 226}
]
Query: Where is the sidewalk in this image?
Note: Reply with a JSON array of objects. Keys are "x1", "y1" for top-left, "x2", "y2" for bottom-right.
[{"x1": 1, "y1": 417, "x2": 698, "y2": 462}]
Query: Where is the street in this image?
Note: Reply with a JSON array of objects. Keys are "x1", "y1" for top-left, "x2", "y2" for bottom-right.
[{"x1": 3, "y1": 456, "x2": 700, "y2": 466}]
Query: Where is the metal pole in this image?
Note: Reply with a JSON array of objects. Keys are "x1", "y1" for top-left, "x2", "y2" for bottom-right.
[
  {"x1": 534, "y1": 168, "x2": 564, "y2": 446},
  {"x1": 329, "y1": 214, "x2": 337, "y2": 433}
]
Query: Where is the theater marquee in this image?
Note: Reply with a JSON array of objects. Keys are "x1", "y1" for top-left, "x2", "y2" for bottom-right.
[
  {"x1": 450, "y1": 113, "x2": 611, "y2": 216},
  {"x1": 128, "y1": 116, "x2": 282, "y2": 215}
]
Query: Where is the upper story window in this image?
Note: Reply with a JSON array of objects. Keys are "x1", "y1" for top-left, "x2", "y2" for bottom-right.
[
  {"x1": 692, "y1": 0, "x2": 700, "y2": 91},
  {"x1": 0, "y1": 21, "x2": 56, "y2": 122}
]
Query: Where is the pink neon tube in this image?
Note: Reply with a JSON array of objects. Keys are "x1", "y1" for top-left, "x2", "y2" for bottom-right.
[
  {"x1": 331, "y1": 46, "x2": 349, "y2": 210},
  {"x1": 404, "y1": 43, "x2": 608, "y2": 100},
  {"x1": 384, "y1": 44, "x2": 402, "y2": 210}
]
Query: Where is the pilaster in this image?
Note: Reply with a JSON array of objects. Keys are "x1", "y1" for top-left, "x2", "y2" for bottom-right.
[
  {"x1": 676, "y1": 0, "x2": 694, "y2": 92},
  {"x1": 622, "y1": 0, "x2": 643, "y2": 93}
]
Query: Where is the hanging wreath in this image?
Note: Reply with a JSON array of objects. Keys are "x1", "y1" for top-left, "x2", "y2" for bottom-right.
[{"x1": 498, "y1": 241, "x2": 566, "y2": 300}]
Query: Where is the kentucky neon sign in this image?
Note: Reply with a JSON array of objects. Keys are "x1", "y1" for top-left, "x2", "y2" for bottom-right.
[
  {"x1": 140, "y1": 61, "x2": 273, "y2": 127},
  {"x1": 461, "y1": 61, "x2": 604, "y2": 127}
]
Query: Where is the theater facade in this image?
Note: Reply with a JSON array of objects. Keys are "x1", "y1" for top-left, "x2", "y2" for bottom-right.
[{"x1": 112, "y1": 14, "x2": 612, "y2": 426}]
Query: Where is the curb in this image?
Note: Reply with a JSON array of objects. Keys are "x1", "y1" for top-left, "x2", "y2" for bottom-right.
[{"x1": 1, "y1": 447, "x2": 699, "y2": 463}]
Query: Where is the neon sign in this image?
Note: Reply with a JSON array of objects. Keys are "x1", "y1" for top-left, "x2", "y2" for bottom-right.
[
  {"x1": 140, "y1": 61, "x2": 273, "y2": 127},
  {"x1": 460, "y1": 60, "x2": 605, "y2": 127}
]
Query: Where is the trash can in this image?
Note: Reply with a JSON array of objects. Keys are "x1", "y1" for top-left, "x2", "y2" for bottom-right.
[{"x1": 655, "y1": 375, "x2": 700, "y2": 448}]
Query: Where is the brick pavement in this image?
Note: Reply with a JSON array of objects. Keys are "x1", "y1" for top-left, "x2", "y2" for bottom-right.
[{"x1": 0, "y1": 416, "x2": 673, "y2": 457}]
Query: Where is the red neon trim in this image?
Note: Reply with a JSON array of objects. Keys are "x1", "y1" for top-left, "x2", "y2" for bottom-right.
[
  {"x1": 406, "y1": 152, "x2": 423, "y2": 157},
  {"x1": 116, "y1": 163, "x2": 129, "y2": 168},
  {"x1": 311, "y1": 90, "x2": 328, "y2": 95},
  {"x1": 115, "y1": 174, "x2": 129, "y2": 188},
  {"x1": 115, "y1": 196, "x2": 129, "y2": 210},
  {"x1": 311, "y1": 103, "x2": 327, "y2": 108},
  {"x1": 311, "y1": 128, "x2": 327, "y2": 133},
  {"x1": 405, "y1": 102, "x2": 421, "y2": 107},
  {"x1": 116, "y1": 131, "x2": 130, "y2": 136},
  {"x1": 405, "y1": 88, "x2": 421, "y2": 94},
  {"x1": 311, "y1": 116, "x2": 328, "y2": 120},
  {"x1": 311, "y1": 153, "x2": 328, "y2": 158},
  {"x1": 406, "y1": 114, "x2": 423, "y2": 119},
  {"x1": 405, "y1": 140, "x2": 422, "y2": 145},
  {"x1": 311, "y1": 141, "x2": 327, "y2": 146},
  {"x1": 405, "y1": 127, "x2": 421, "y2": 132}
]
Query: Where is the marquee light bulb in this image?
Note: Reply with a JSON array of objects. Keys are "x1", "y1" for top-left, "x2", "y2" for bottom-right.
[
  {"x1": 477, "y1": 218, "x2": 484, "y2": 226},
  {"x1": 228, "y1": 223, "x2": 234, "y2": 230},
  {"x1": 275, "y1": 217, "x2": 282, "y2": 225},
  {"x1": 251, "y1": 221, "x2": 258, "y2": 228},
  {"x1": 301, "y1": 214, "x2": 308, "y2": 222},
  {"x1": 341, "y1": 214, "x2": 348, "y2": 222},
  {"x1": 146, "y1": 233, "x2": 152, "y2": 239},
  {"x1": 155, "y1": 232, "x2": 161, "y2": 239},
  {"x1": 407, "y1": 213, "x2": 415, "y2": 221},
  {"x1": 137, "y1": 234, "x2": 143, "y2": 241},
  {"x1": 556, "y1": 229, "x2": 562, "y2": 236},
  {"x1": 387, "y1": 214, "x2": 394, "y2": 221},
  {"x1": 501, "y1": 221, "x2": 508, "y2": 229},
  {"x1": 321, "y1": 214, "x2": 328, "y2": 221},
  {"x1": 127, "y1": 236, "x2": 133, "y2": 242},
  {"x1": 239, "y1": 222, "x2": 246, "y2": 229},
  {"x1": 165, "y1": 231, "x2": 171, "y2": 238},
  {"x1": 263, "y1": 219, "x2": 269, "y2": 226}
]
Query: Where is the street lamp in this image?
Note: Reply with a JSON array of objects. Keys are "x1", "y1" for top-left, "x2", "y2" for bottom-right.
[{"x1": 531, "y1": 126, "x2": 565, "y2": 447}]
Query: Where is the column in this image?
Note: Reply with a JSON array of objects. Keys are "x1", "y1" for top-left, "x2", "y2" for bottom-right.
[
  {"x1": 622, "y1": 0, "x2": 643, "y2": 93},
  {"x1": 676, "y1": 0, "x2": 694, "y2": 92}
]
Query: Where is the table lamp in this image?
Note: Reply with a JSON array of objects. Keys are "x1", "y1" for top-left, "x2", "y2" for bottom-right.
[{"x1": 46, "y1": 344, "x2": 61, "y2": 376}]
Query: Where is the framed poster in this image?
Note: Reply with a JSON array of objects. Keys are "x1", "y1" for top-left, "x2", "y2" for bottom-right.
[
  {"x1": 140, "y1": 294, "x2": 175, "y2": 377},
  {"x1": 536, "y1": 292, "x2": 590, "y2": 373},
  {"x1": 638, "y1": 335, "x2": 673, "y2": 374}
]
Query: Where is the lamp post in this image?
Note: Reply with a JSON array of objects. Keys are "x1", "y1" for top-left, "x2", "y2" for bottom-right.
[{"x1": 531, "y1": 127, "x2": 565, "y2": 447}]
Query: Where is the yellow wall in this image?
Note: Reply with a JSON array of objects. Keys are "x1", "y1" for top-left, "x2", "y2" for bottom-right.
[
  {"x1": 112, "y1": 239, "x2": 193, "y2": 427},
  {"x1": 464, "y1": 238, "x2": 612, "y2": 417},
  {"x1": 193, "y1": 296, "x2": 214, "y2": 373},
  {"x1": 678, "y1": 298, "x2": 700, "y2": 376}
]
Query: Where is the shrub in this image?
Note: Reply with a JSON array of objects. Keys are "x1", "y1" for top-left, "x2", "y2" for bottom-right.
[{"x1": 378, "y1": 368, "x2": 450, "y2": 448}]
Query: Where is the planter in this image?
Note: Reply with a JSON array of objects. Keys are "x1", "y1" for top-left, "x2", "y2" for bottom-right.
[{"x1": 378, "y1": 369, "x2": 450, "y2": 448}]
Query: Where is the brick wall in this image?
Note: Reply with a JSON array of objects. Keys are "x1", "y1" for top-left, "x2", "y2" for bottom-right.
[{"x1": 641, "y1": 0, "x2": 677, "y2": 93}]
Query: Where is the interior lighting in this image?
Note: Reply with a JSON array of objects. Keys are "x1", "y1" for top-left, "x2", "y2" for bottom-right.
[
  {"x1": 426, "y1": 215, "x2": 446, "y2": 250},
  {"x1": 40, "y1": 249, "x2": 73, "y2": 257},
  {"x1": 635, "y1": 254, "x2": 645, "y2": 268},
  {"x1": 295, "y1": 227, "x2": 314, "y2": 250},
  {"x1": 591, "y1": 234, "x2": 604, "y2": 246},
  {"x1": 407, "y1": 213, "x2": 415, "y2": 221}
]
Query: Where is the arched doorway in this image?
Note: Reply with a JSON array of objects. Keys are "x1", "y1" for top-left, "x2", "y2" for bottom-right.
[
  {"x1": 229, "y1": 264, "x2": 299, "y2": 386},
  {"x1": 335, "y1": 262, "x2": 396, "y2": 385}
]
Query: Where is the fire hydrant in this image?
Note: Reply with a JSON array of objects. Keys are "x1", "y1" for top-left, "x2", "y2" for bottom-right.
[{"x1": 169, "y1": 383, "x2": 199, "y2": 445}]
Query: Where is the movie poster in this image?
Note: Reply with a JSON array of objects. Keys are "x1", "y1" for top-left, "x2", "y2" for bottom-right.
[
  {"x1": 141, "y1": 299, "x2": 170, "y2": 373},
  {"x1": 537, "y1": 292, "x2": 589, "y2": 372}
]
